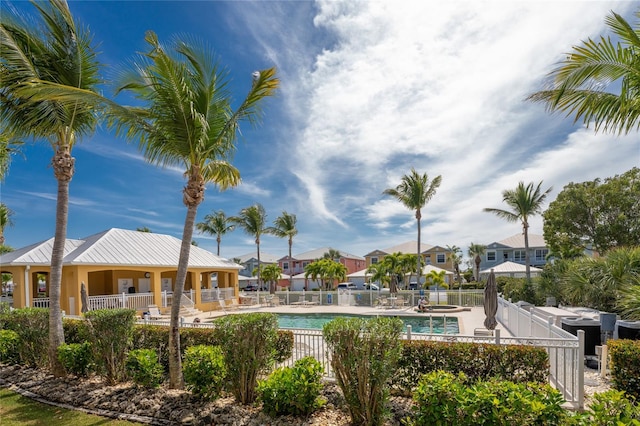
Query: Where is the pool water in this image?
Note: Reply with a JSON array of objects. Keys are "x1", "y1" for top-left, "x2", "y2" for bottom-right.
[{"x1": 277, "y1": 313, "x2": 459, "y2": 334}]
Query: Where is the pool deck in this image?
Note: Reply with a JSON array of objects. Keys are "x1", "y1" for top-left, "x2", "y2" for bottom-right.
[{"x1": 187, "y1": 304, "x2": 511, "y2": 337}]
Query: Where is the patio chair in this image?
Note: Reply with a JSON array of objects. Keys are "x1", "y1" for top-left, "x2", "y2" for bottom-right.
[
  {"x1": 270, "y1": 296, "x2": 282, "y2": 307},
  {"x1": 219, "y1": 299, "x2": 240, "y2": 313},
  {"x1": 375, "y1": 297, "x2": 388, "y2": 309},
  {"x1": 304, "y1": 295, "x2": 320, "y2": 307},
  {"x1": 147, "y1": 305, "x2": 170, "y2": 320}
]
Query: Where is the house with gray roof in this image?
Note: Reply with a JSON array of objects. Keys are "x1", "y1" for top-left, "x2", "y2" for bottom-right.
[{"x1": 480, "y1": 233, "x2": 550, "y2": 272}]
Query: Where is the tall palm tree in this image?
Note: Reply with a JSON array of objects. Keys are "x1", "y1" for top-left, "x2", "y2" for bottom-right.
[
  {"x1": 267, "y1": 211, "x2": 297, "y2": 288},
  {"x1": 196, "y1": 210, "x2": 235, "y2": 256},
  {"x1": 468, "y1": 243, "x2": 486, "y2": 282},
  {"x1": 383, "y1": 168, "x2": 442, "y2": 284},
  {"x1": 1, "y1": 0, "x2": 101, "y2": 376},
  {"x1": 0, "y1": 203, "x2": 14, "y2": 246},
  {"x1": 528, "y1": 9, "x2": 640, "y2": 134},
  {"x1": 230, "y1": 204, "x2": 270, "y2": 292},
  {"x1": 484, "y1": 181, "x2": 552, "y2": 281},
  {"x1": 111, "y1": 33, "x2": 278, "y2": 388}
]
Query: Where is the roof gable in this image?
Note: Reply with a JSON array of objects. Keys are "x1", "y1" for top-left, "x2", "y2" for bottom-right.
[{"x1": 495, "y1": 233, "x2": 547, "y2": 248}]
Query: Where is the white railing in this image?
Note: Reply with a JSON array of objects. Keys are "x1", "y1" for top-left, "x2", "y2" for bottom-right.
[
  {"x1": 88, "y1": 292, "x2": 154, "y2": 311},
  {"x1": 33, "y1": 297, "x2": 50, "y2": 308},
  {"x1": 496, "y1": 297, "x2": 584, "y2": 410}
]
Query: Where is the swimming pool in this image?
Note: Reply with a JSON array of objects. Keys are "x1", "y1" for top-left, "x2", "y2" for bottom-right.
[{"x1": 277, "y1": 313, "x2": 459, "y2": 334}]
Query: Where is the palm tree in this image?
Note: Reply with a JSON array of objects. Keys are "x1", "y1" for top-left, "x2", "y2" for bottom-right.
[
  {"x1": 0, "y1": 203, "x2": 14, "y2": 246},
  {"x1": 383, "y1": 168, "x2": 442, "y2": 285},
  {"x1": 136, "y1": 227, "x2": 152, "y2": 233},
  {"x1": 484, "y1": 181, "x2": 552, "y2": 281},
  {"x1": 366, "y1": 262, "x2": 391, "y2": 289},
  {"x1": 0, "y1": 128, "x2": 24, "y2": 182},
  {"x1": 259, "y1": 263, "x2": 282, "y2": 293},
  {"x1": 382, "y1": 252, "x2": 403, "y2": 294},
  {"x1": 1, "y1": 0, "x2": 101, "y2": 376},
  {"x1": 196, "y1": 210, "x2": 235, "y2": 256},
  {"x1": 528, "y1": 10, "x2": 640, "y2": 135},
  {"x1": 446, "y1": 245, "x2": 463, "y2": 289},
  {"x1": 267, "y1": 211, "x2": 297, "y2": 288},
  {"x1": 323, "y1": 248, "x2": 342, "y2": 261},
  {"x1": 110, "y1": 33, "x2": 278, "y2": 388},
  {"x1": 399, "y1": 253, "x2": 419, "y2": 289},
  {"x1": 468, "y1": 243, "x2": 486, "y2": 282},
  {"x1": 230, "y1": 204, "x2": 270, "y2": 293}
]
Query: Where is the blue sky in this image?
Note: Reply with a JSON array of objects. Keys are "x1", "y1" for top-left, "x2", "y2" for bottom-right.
[{"x1": 2, "y1": 1, "x2": 639, "y2": 264}]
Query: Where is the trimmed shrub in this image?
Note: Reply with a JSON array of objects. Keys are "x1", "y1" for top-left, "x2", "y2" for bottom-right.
[
  {"x1": 567, "y1": 389, "x2": 640, "y2": 425},
  {"x1": 274, "y1": 330, "x2": 294, "y2": 363},
  {"x1": 258, "y1": 356, "x2": 325, "y2": 417},
  {"x1": 182, "y1": 345, "x2": 226, "y2": 399},
  {"x1": 0, "y1": 329, "x2": 20, "y2": 364},
  {"x1": 212, "y1": 313, "x2": 279, "y2": 404},
  {"x1": 63, "y1": 318, "x2": 91, "y2": 344},
  {"x1": 57, "y1": 342, "x2": 93, "y2": 377},
  {"x1": 2, "y1": 307, "x2": 49, "y2": 367},
  {"x1": 126, "y1": 348, "x2": 164, "y2": 388},
  {"x1": 323, "y1": 316, "x2": 403, "y2": 426},
  {"x1": 407, "y1": 370, "x2": 566, "y2": 426},
  {"x1": 84, "y1": 308, "x2": 137, "y2": 384},
  {"x1": 392, "y1": 340, "x2": 549, "y2": 395},
  {"x1": 608, "y1": 339, "x2": 640, "y2": 400}
]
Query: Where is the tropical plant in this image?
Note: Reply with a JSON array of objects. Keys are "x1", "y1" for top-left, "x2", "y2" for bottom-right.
[
  {"x1": 528, "y1": 9, "x2": 640, "y2": 135},
  {"x1": 1, "y1": 0, "x2": 102, "y2": 376},
  {"x1": 0, "y1": 127, "x2": 23, "y2": 182},
  {"x1": 196, "y1": 210, "x2": 235, "y2": 256},
  {"x1": 400, "y1": 253, "x2": 420, "y2": 289},
  {"x1": 110, "y1": 33, "x2": 278, "y2": 388},
  {"x1": 230, "y1": 203, "x2": 270, "y2": 292},
  {"x1": 366, "y1": 262, "x2": 391, "y2": 288},
  {"x1": 305, "y1": 258, "x2": 347, "y2": 291},
  {"x1": 0, "y1": 203, "x2": 14, "y2": 246},
  {"x1": 259, "y1": 263, "x2": 282, "y2": 293},
  {"x1": 468, "y1": 243, "x2": 486, "y2": 282},
  {"x1": 136, "y1": 227, "x2": 152, "y2": 233},
  {"x1": 267, "y1": 211, "x2": 297, "y2": 288},
  {"x1": 381, "y1": 252, "x2": 404, "y2": 293},
  {"x1": 383, "y1": 168, "x2": 442, "y2": 285},
  {"x1": 484, "y1": 181, "x2": 552, "y2": 281},
  {"x1": 323, "y1": 248, "x2": 341, "y2": 261},
  {"x1": 446, "y1": 245, "x2": 463, "y2": 289}
]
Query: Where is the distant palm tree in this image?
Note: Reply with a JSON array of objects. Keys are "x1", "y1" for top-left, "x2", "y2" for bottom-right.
[
  {"x1": 468, "y1": 243, "x2": 486, "y2": 282},
  {"x1": 323, "y1": 248, "x2": 342, "y2": 261},
  {"x1": 267, "y1": 211, "x2": 297, "y2": 288},
  {"x1": 383, "y1": 168, "x2": 442, "y2": 285},
  {"x1": 230, "y1": 204, "x2": 270, "y2": 292},
  {"x1": 1, "y1": 0, "x2": 101, "y2": 376},
  {"x1": 259, "y1": 263, "x2": 282, "y2": 293},
  {"x1": 399, "y1": 253, "x2": 419, "y2": 289},
  {"x1": 136, "y1": 227, "x2": 152, "y2": 233},
  {"x1": 382, "y1": 252, "x2": 403, "y2": 294},
  {"x1": 0, "y1": 203, "x2": 14, "y2": 246},
  {"x1": 109, "y1": 32, "x2": 278, "y2": 388},
  {"x1": 528, "y1": 10, "x2": 640, "y2": 135},
  {"x1": 484, "y1": 181, "x2": 552, "y2": 281},
  {"x1": 446, "y1": 245, "x2": 463, "y2": 289},
  {"x1": 366, "y1": 262, "x2": 391, "y2": 289},
  {"x1": 196, "y1": 210, "x2": 235, "y2": 256}
]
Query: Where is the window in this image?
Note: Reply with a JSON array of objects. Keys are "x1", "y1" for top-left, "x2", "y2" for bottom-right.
[
  {"x1": 283, "y1": 262, "x2": 289, "y2": 270},
  {"x1": 487, "y1": 251, "x2": 496, "y2": 261},
  {"x1": 302, "y1": 261, "x2": 309, "y2": 268},
  {"x1": 514, "y1": 250, "x2": 526, "y2": 262},
  {"x1": 436, "y1": 253, "x2": 446, "y2": 263},
  {"x1": 425, "y1": 256, "x2": 432, "y2": 265},
  {"x1": 535, "y1": 249, "x2": 549, "y2": 262},
  {"x1": 371, "y1": 257, "x2": 378, "y2": 264}
]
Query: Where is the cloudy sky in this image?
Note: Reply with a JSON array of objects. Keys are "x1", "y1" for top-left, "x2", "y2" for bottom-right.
[{"x1": 2, "y1": 1, "x2": 638, "y2": 264}]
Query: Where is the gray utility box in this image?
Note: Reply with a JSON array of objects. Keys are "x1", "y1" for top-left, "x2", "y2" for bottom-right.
[{"x1": 561, "y1": 317, "x2": 601, "y2": 356}]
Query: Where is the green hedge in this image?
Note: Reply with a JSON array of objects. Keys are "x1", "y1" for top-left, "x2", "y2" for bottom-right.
[
  {"x1": 608, "y1": 339, "x2": 640, "y2": 400},
  {"x1": 1, "y1": 307, "x2": 49, "y2": 368},
  {"x1": 391, "y1": 340, "x2": 549, "y2": 395}
]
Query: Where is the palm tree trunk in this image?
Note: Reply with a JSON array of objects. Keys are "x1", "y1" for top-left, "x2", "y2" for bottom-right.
[
  {"x1": 523, "y1": 223, "x2": 531, "y2": 281},
  {"x1": 288, "y1": 238, "x2": 293, "y2": 290},
  {"x1": 216, "y1": 236, "x2": 221, "y2": 256},
  {"x1": 168, "y1": 203, "x2": 198, "y2": 389},
  {"x1": 416, "y1": 211, "x2": 422, "y2": 290},
  {"x1": 256, "y1": 240, "x2": 261, "y2": 290},
  {"x1": 48, "y1": 176, "x2": 69, "y2": 376}
]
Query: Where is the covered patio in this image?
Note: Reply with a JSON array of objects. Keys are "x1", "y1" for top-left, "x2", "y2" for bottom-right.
[{"x1": 0, "y1": 228, "x2": 242, "y2": 315}]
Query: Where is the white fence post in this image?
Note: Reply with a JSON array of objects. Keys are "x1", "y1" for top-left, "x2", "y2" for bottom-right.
[{"x1": 122, "y1": 292, "x2": 126, "y2": 308}]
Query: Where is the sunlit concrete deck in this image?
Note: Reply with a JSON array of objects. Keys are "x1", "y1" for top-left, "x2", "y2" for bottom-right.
[{"x1": 185, "y1": 304, "x2": 511, "y2": 337}]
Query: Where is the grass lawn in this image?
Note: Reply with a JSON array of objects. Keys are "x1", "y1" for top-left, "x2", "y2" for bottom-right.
[{"x1": 0, "y1": 388, "x2": 145, "y2": 425}]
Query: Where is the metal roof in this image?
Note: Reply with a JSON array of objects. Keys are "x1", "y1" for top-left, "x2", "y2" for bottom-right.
[
  {"x1": 497, "y1": 233, "x2": 547, "y2": 248},
  {"x1": 293, "y1": 247, "x2": 365, "y2": 261},
  {"x1": 1, "y1": 228, "x2": 241, "y2": 270},
  {"x1": 481, "y1": 261, "x2": 543, "y2": 274}
]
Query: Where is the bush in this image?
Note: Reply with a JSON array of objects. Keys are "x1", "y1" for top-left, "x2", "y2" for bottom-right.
[
  {"x1": 258, "y1": 356, "x2": 325, "y2": 417},
  {"x1": 608, "y1": 339, "x2": 640, "y2": 400},
  {"x1": 0, "y1": 329, "x2": 20, "y2": 364},
  {"x1": 323, "y1": 316, "x2": 403, "y2": 426},
  {"x1": 1, "y1": 307, "x2": 49, "y2": 367},
  {"x1": 274, "y1": 330, "x2": 294, "y2": 363},
  {"x1": 63, "y1": 318, "x2": 91, "y2": 344},
  {"x1": 84, "y1": 308, "x2": 137, "y2": 384},
  {"x1": 57, "y1": 342, "x2": 93, "y2": 377},
  {"x1": 407, "y1": 371, "x2": 566, "y2": 426},
  {"x1": 182, "y1": 345, "x2": 226, "y2": 400},
  {"x1": 567, "y1": 390, "x2": 640, "y2": 425},
  {"x1": 212, "y1": 313, "x2": 279, "y2": 404},
  {"x1": 392, "y1": 340, "x2": 549, "y2": 395},
  {"x1": 126, "y1": 349, "x2": 164, "y2": 388}
]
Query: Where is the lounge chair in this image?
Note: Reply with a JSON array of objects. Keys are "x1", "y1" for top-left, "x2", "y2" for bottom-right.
[
  {"x1": 219, "y1": 299, "x2": 241, "y2": 312},
  {"x1": 147, "y1": 305, "x2": 170, "y2": 320},
  {"x1": 474, "y1": 328, "x2": 494, "y2": 337},
  {"x1": 304, "y1": 295, "x2": 320, "y2": 307},
  {"x1": 270, "y1": 296, "x2": 282, "y2": 307}
]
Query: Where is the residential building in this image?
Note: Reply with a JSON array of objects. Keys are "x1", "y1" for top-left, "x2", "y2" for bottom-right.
[
  {"x1": 363, "y1": 241, "x2": 432, "y2": 268},
  {"x1": 234, "y1": 252, "x2": 279, "y2": 278},
  {"x1": 422, "y1": 245, "x2": 454, "y2": 270},
  {"x1": 278, "y1": 247, "x2": 366, "y2": 278},
  {"x1": 480, "y1": 233, "x2": 550, "y2": 271}
]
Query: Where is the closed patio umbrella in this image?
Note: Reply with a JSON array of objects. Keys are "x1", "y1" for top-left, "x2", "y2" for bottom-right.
[
  {"x1": 81, "y1": 281, "x2": 90, "y2": 313},
  {"x1": 483, "y1": 269, "x2": 498, "y2": 330}
]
